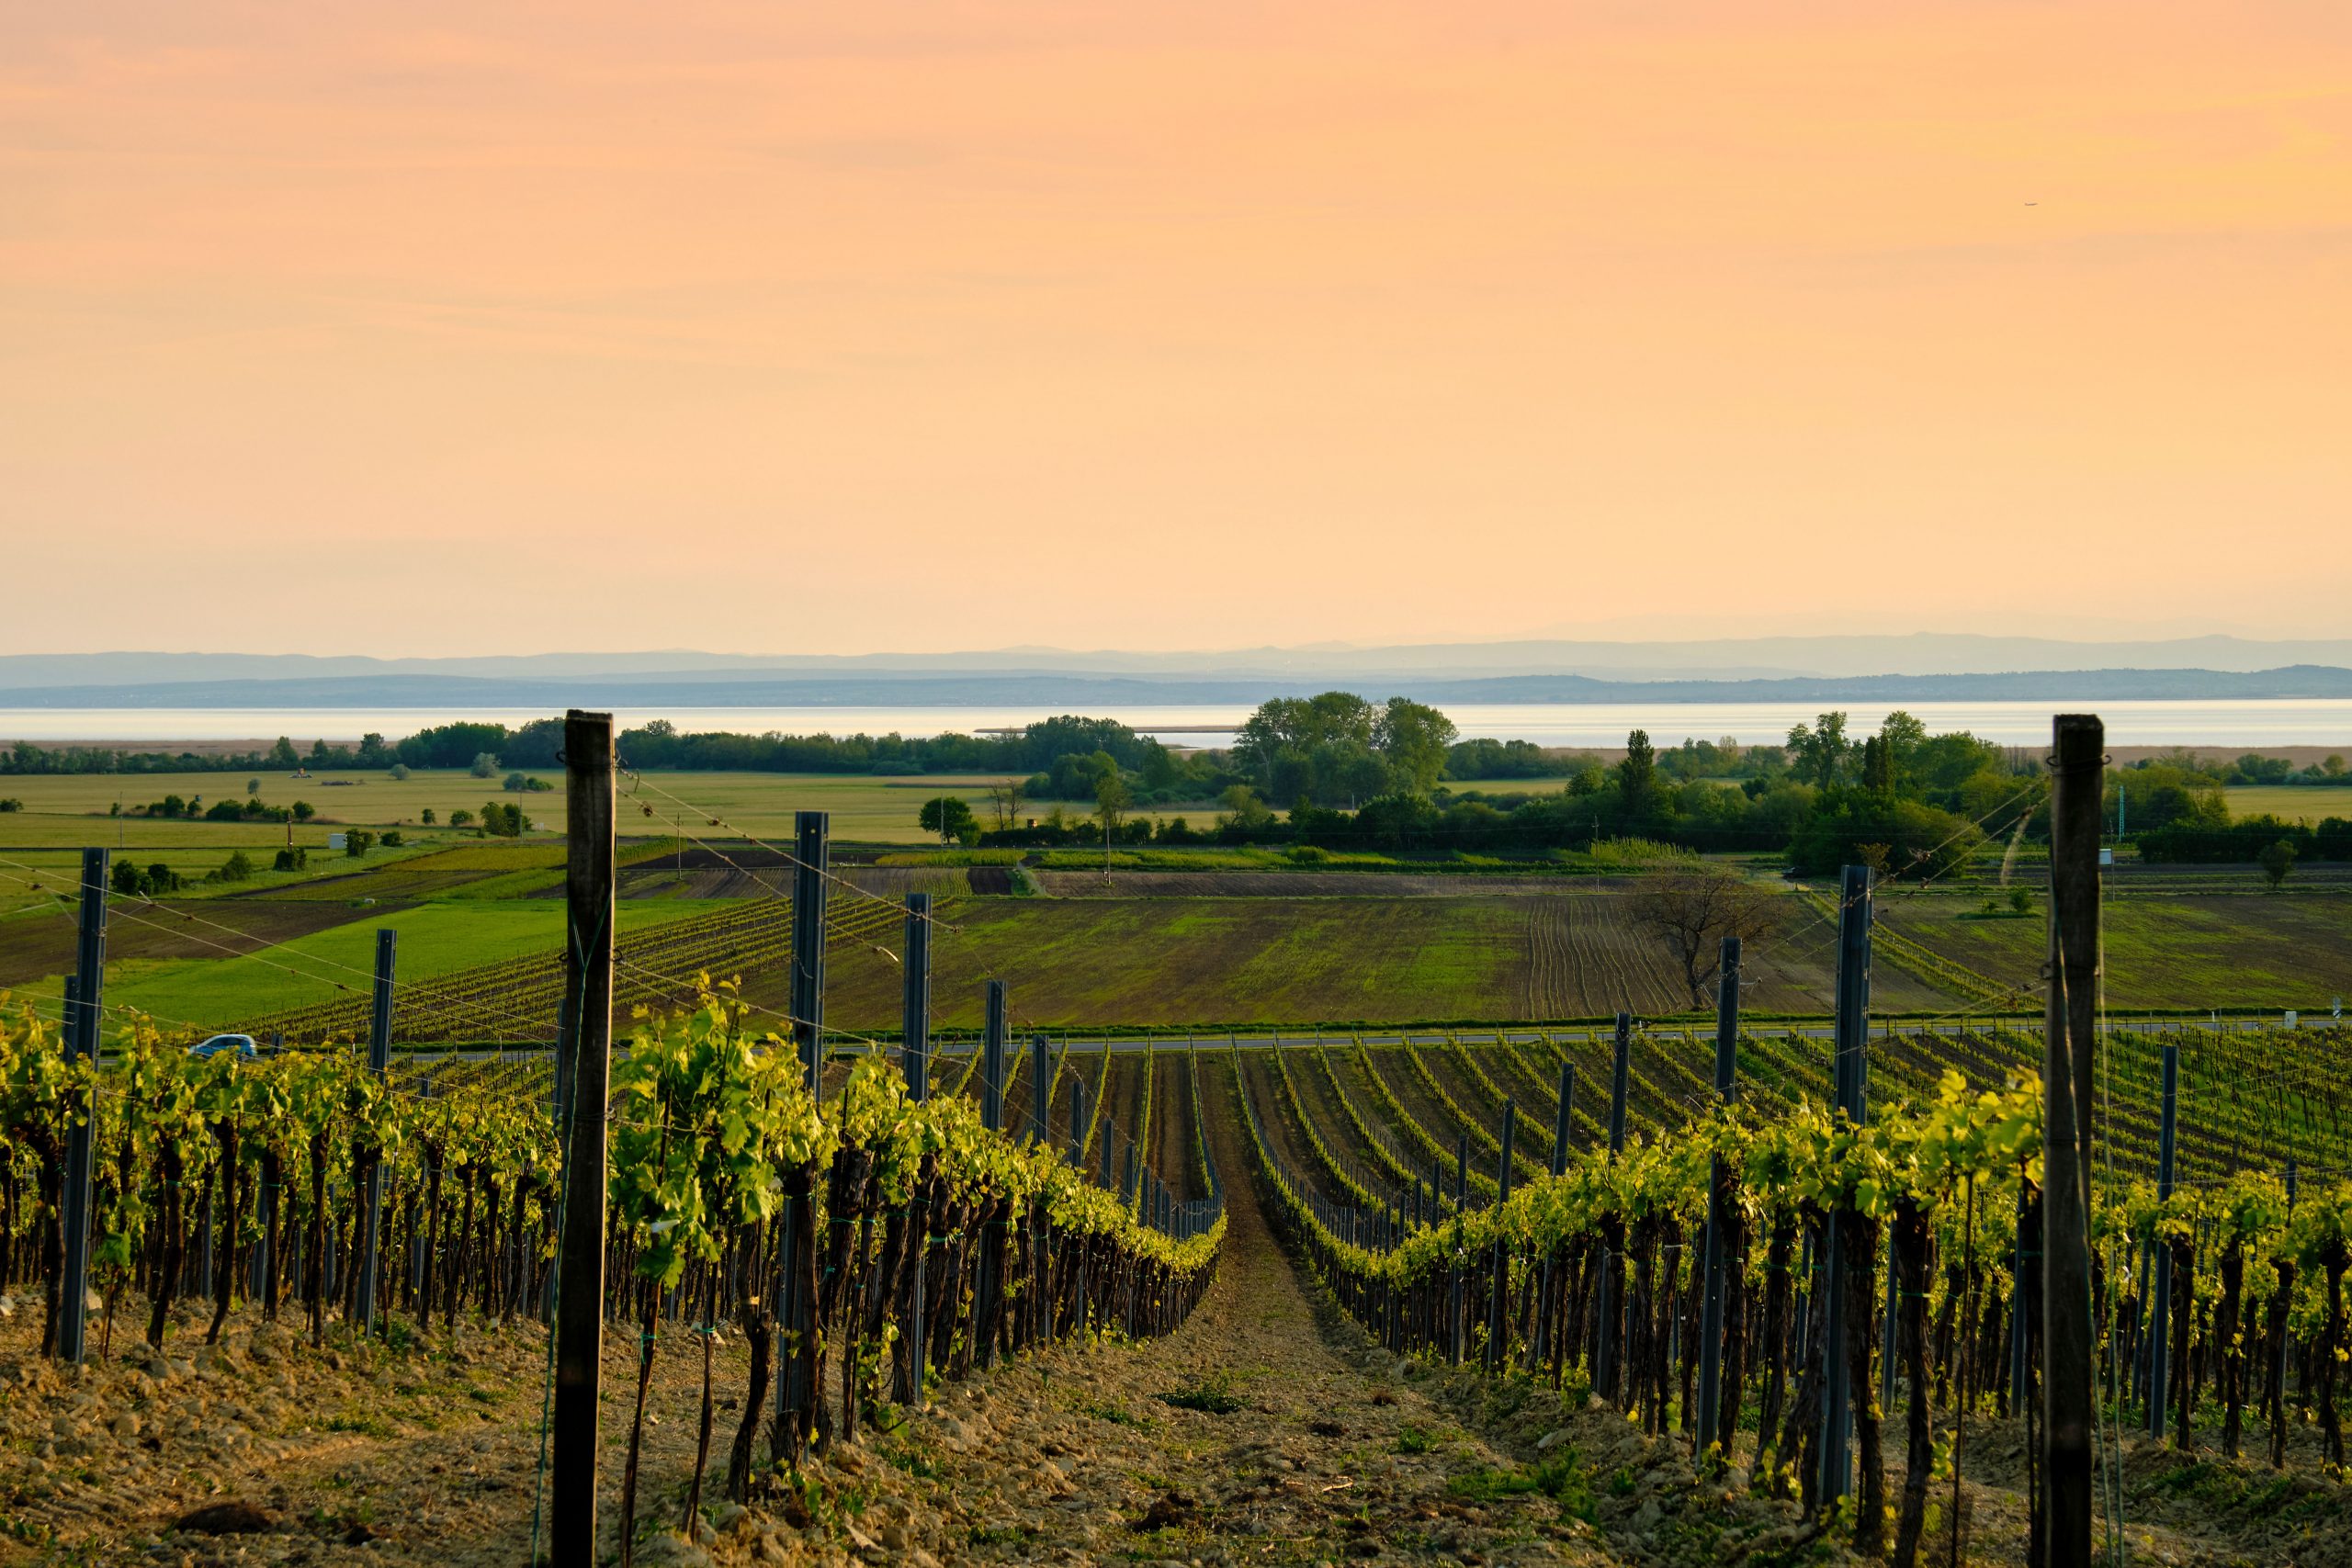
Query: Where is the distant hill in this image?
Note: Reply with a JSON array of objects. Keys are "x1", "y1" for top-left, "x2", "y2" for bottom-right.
[
  {"x1": 6, "y1": 632, "x2": 2352, "y2": 693},
  {"x1": 1, "y1": 664, "x2": 2347, "y2": 710}
]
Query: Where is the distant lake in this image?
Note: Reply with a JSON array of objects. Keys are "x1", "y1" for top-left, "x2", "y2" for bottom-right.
[{"x1": 4, "y1": 698, "x2": 2348, "y2": 749}]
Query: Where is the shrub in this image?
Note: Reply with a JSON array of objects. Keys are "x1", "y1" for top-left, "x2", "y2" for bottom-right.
[
  {"x1": 344, "y1": 829, "x2": 375, "y2": 857},
  {"x1": 469, "y1": 752, "x2": 500, "y2": 779},
  {"x1": 389, "y1": 763, "x2": 411, "y2": 781},
  {"x1": 0, "y1": 797, "x2": 21, "y2": 812},
  {"x1": 218, "y1": 851, "x2": 255, "y2": 882},
  {"x1": 291, "y1": 801, "x2": 315, "y2": 822},
  {"x1": 381, "y1": 829, "x2": 403, "y2": 848},
  {"x1": 420, "y1": 807, "x2": 436, "y2": 825},
  {"x1": 273, "y1": 847, "x2": 307, "y2": 872},
  {"x1": 449, "y1": 808, "x2": 474, "y2": 829}
]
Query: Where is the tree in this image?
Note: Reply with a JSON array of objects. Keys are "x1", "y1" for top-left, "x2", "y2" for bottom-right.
[
  {"x1": 1877, "y1": 711, "x2": 1928, "y2": 783},
  {"x1": 1217, "y1": 784, "x2": 1272, "y2": 832},
  {"x1": 342, "y1": 831, "x2": 373, "y2": 858},
  {"x1": 449, "y1": 808, "x2": 475, "y2": 829},
  {"x1": 1787, "y1": 712, "x2": 1852, "y2": 788},
  {"x1": 268, "y1": 737, "x2": 300, "y2": 769},
  {"x1": 245, "y1": 777, "x2": 262, "y2": 796},
  {"x1": 111, "y1": 860, "x2": 146, "y2": 897},
  {"x1": 918, "y1": 795, "x2": 978, "y2": 844},
  {"x1": 388, "y1": 763, "x2": 411, "y2": 782},
  {"x1": 291, "y1": 800, "x2": 314, "y2": 822},
  {"x1": 1628, "y1": 870, "x2": 1777, "y2": 1010},
  {"x1": 1861, "y1": 736, "x2": 1895, "y2": 797},
  {"x1": 469, "y1": 752, "x2": 500, "y2": 779},
  {"x1": 219, "y1": 850, "x2": 256, "y2": 881},
  {"x1": 1094, "y1": 773, "x2": 1133, "y2": 880},
  {"x1": 1618, "y1": 729, "x2": 1658, "y2": 820},
  {"x1": 984, "y1": 777, "x2": 1026, "y2": 831},
  {"x1": 2258, "y1": 838, "x2": 2298, "y2": 890},
  {"x1": 420, "y1": 807, "x2": 436, "y2": 825},
  {"x1": 1374, "y1": 698, "x2": 1457, "y2": 795}
]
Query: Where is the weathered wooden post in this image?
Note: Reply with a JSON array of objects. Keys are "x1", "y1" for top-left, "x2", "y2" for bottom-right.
[
  {"x1": 1820, "y1": 863, "x2": 1872, "y2": 1506},
  {"x1": 57, "y1": 848, "x2": 109, "y2": 1366},
  {"x1": 1487, "y1": 1100, "x2": 1517, "y2": 1370},
  {"x1": 1450, "y1": 1134, "x2": 1469, "y2": 1364},
  {"x1": 901, "y1": 893, "x2": 931, "y2": 1100},
  {"x1": 1031, "y1": 1033, "x2": 1051, "y2": 1145},
  {"x1": 981, "y1": 982, "x2": 1007, "y2": 1134},
  {"x1": 549, "y1": 710, "x2": 614, "y2": 1566},
  {"x1": 2148, "y1": 1038, "x2": 2179, "y2": 1438},
  {"x1": 791, "y1": 811, "x2": 830, "y2": 1094},
  {"x1": 898, "y1": 893, "x2": 931, "y2": 1402},
  {"x1": 1595, "y1": 1011, "x2": 1632, "y2": 1397},
  {"x1": 2043, "y1": 713, "x2": 2103, "y2": 1560},
  {"x1": 1697, "y1": 935, "x2": 1741, "y2": 1453},
  {"x1": 978, "y1": 982, "x2": 1007, "y2": 1369},
  {"x1": 356, "y1": 928, "x2": 396, "y2": 1335}
]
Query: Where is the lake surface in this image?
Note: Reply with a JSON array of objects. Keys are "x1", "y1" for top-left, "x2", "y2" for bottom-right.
[{"x1": 4, "y1": 698, "x2": 2348, "y2": 748}]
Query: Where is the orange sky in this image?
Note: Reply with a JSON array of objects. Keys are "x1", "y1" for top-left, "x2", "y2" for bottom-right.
[{"x1": 4, "y1": 3, "x2": 2348, "y2": 656}]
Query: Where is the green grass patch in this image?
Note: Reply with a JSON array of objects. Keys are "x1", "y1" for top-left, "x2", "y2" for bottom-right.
[
  {"x1": 1155, "y1": 1372, "x2": 1245, "y2": 1415},
  {"x1": 1445, "y1": 1450, "x2": 1599, "y2": 1521},
  {"x1": 871, "y1": 849, "x2": 1027, "y2": 866}
]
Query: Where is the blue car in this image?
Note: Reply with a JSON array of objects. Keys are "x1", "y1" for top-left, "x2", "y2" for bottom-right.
[{"x1": 189, "y1": 1033, "x2": 259, "y2": 1060}]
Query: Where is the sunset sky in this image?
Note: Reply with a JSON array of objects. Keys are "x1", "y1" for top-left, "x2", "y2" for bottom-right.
[{"x1": 4, "y1": 4, "x2": 2347, "y2": 657}]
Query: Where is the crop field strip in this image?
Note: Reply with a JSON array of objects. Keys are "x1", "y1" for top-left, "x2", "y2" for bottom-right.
[
  {"x1": 1264, "y1": 1025, "x2": 2352, "y2": 1218},
  {"x1": 237, "y1": 894, "x2": 910, "y2": 1045}
]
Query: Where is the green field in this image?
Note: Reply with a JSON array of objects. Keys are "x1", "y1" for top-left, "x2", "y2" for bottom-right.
[
  {"x1": 0, "y1": 767, "x2": 1214, "y2": 854},
  {"x1": 1877, "y1": 893, "x2": 2352, "y2": 1012},
  {"x1": 2222, "y1": 784, "x2": 2352, "y2": 824},
  {"x1": 1, "y1": 897, "x2": 714, "y2": 1032}
]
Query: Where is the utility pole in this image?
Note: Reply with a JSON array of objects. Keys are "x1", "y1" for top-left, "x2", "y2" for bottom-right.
[
  {"x1": 1697, "y1": 936, "x2": 1741, "y2": 1453},
  {"x1": 355, "y1": 928, "x2": 396, "y2": 1335},
  {"x1": 56, "y1": 847, "x2": 108, "y2": 1365},
  {"x1": 1819, "y1": 863, "x2": 1872, "y2": 1506},
  {"x1": 2043, "y1": 714, "x2": 2103, "y2": 1561},
  {"x1": 549, "y1": 710, "x2": 615, "y2": 1567},
  {"x1": 790, "y1": 811, "x2": 830, "y2": 1096}
]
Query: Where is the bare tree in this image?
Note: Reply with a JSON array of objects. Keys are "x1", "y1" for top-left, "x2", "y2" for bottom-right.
[
  {"x1": 985, "y1": 777, "x2": 1026, "y2": 832},
  {"x1": 1629, "y1": 869, "x2": 1777, "y2": 1009}
]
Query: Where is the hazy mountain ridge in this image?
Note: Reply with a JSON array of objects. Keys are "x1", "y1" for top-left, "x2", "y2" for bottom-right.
[
  {"x1": 3, "y1": 665, "x2": 2349, "y2": 711},
  {"x1": 7, "y1": 634, "x2": 2352, "y2": 692}
]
